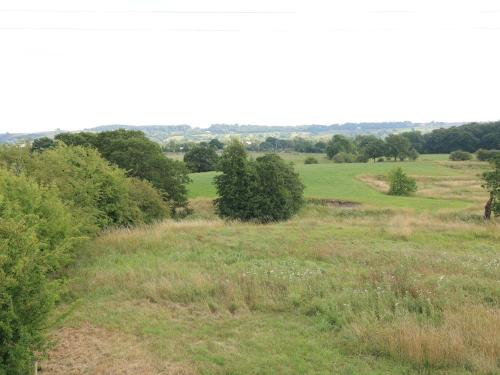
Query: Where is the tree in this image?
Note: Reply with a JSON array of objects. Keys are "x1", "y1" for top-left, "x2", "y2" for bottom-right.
[
  {"x1": 326, "y1": 135, "x2": 356, "y2": 159},
  {"x1": 401, "y1": 131, "x2": 426, "y2": 153},
  {"x1": 214, "y1": 140, "x2": 258, "y2": 221},
  {"x1": 482, "y1": 154, "x2": 500, "y2": 219},
  {"x1": 385, "y1": 134, "x2": 412, "y2": 161},
  {"x1": 214, "y1": 140, "x2": 304, "y2": 222},
  {"x1": 56, "y1": 130, "x2": 190, "y2": 213},
  {"x1": 407, "y1": 148, "x2": 420, "y2": 161},
  {"x1": 252, "y1": 154, "x2": 304, "y2": 222},
  {"x1": 183, "y1": 144, "x2": 219, "y2": 172},
  {"x1": 476, "y1": 149, "x2": 499, "y2": 162},
  {"x1": 31, "y1": 137, "x2": 55, "y2": 153},
  {"x1": 209, "y1": 138, "x2": 224, "y2": 150},
  {"x1": 449, "y1": 150, "x2": 472, "y2": 161},
  {"x1": 356, "y1": 135, "x2": 385, "y2": 162},
  {"x1": 388, "y1": 167, "x2": 417, "y2": 196}
]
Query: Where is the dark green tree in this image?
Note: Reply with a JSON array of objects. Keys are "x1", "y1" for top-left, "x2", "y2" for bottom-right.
[
  {"x1": 56, "y1": 130, "x2": 190, "y2": 212},
  {"x1": 208, "y1": 138, "x2": 224, "y2": 150},
  {"x1": 326, "y1": 135, "x2": 356, "y2": 159},
  {"x1": 252, "y1": 154, "x2": 304, "y2": 222},
  {"x1": 183, "y1": 144, "x2": 219, "y2": 172},
  {"x1": 214, "y1": 140, "x2": 258, "y2": 221},
  {"x1": 385, "y1": 134, "x2": 412, "y2": 161},
  {"x1": 449, "y1": 150, "x2": 472, "y2": 161},
  {"x1": 31, "y1": 137, "x2": 55, "y2": 153},
  {"x1": 356, "y1": 135, "x2": 386, "y2": 162},
  {"x1": 214, "y1": 140, "x2": 304, "y2": 222}
]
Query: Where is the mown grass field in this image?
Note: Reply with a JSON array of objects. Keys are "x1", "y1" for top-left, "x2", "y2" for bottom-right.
[
  {"x1": 44, "y1": 154, "x2": 499, "y2": 374},
  {"x1": 186, "y1": 153, "x2": 485, "y2": 212}
]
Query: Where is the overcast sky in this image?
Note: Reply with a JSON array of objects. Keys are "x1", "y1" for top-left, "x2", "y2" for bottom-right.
[{"x1": 1, "y1": 0, "x2": 499, "y2": 133}]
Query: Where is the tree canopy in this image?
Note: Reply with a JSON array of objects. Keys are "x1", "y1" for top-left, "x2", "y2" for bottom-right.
[
  {"x1": 214, "y1": 140, "x2": 304, "y2": 222},
  {"x1": 55, "y1": 130, "x2": 190, "y2": 212}
]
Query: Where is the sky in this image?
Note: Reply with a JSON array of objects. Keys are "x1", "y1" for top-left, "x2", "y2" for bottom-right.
[{"x1": 1, "y1": 0, "x2": 500, "y2": 133}]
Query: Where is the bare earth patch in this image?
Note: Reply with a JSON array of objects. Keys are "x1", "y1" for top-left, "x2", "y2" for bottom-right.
[{"x1": 41, "y1": 323, "x2": 195, "y2": 375}]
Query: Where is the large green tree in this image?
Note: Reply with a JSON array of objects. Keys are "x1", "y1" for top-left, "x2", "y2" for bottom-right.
[
  {"x1": 356, "y1": 135, "x2": 386, "y2": 162},
  {"x1": 56, "y1": 130, "x2": 190, "y2": 212},
  {"x1": 385, "y1": 134, "x2": 412, "y2": 161},
  {"x1": 183, "y1": 144, "x2": 219, "y2": 172},
  {"x1": 214, "y1": 140, "x2": 304, "y2": 222},
  {"x1": 326, "y1": 135, "x2": 356, "y2": 159}
]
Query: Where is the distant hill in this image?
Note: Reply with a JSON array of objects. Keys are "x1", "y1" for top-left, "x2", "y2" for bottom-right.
[{"x1": 0, "y1": 122, "x2": 464, "y2": 144}]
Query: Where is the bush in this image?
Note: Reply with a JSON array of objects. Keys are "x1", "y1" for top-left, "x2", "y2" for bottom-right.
[
  {"x1": 56, "y1": 130, "x2": 191, "y2": 212},
  {"x1": 388, "y1": 167, "x2": 417, "y2": 196},
  {"x1": 377, "y1": 157, "x2": 385, "y2": 162},
  {"x1": 0, "y1": 144, "x2": 169, "y2": 232},
  {"x1": 214, "y1": 141, "x2": 304, "y2": 222},
  {"x1": 449, "y1": 150, "x2": 472, "y2": 161},
  {"x1": 304, "y1": 157, "x2": 319, "y2": 164},
  {"x1": 0, "y1": 169, "x2": 77, "y2": 374},
  {"x1": 355, "y1": 154, "x2": 369, "y2": 163},
  {"x1": 476, "y1": 148, "x2": 500, "y2": 162},
  {"x1": 183, "y1": 144, "x2": 219, "y2": 172},
  {"x1": 30, "y1": 145, "x2": 146, "y2": 231},
  {"x1": 127, "y1": 177, "x2": 170, "y2": 223},
  {"x1": 332, "y1": 152, "x2": 356, "y2": 163}
]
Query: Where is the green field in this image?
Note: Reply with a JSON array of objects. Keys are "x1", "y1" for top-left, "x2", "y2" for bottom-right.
[
  {"x1": 43, "y1": 154, "x2": 499, "y2": 374},
  {"x1": 187, "y1": 153, "x2": 483, "y2": 212}
]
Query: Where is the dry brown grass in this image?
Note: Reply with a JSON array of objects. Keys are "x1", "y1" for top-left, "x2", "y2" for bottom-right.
[
  {"x1": 357, "y1": 173, "x2": 488, "y2": 204},
  {"x1": 41, "y1": 323, "x2": 195, "y2": 375},
  {"x1": 352, "y1": 306, "x2": 500, "y2": 373},
  {"x1": 357, "y1": 174, "x2": 389, "y2": 192}
]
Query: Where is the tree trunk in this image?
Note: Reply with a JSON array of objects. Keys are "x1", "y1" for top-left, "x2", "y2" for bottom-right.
[{"x1": 484, "y1": 193, "x2": 494, "y2": 220}]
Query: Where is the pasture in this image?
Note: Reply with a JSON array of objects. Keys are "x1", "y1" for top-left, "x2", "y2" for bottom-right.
[
  {"x1": 186, "y1": 152, "x2": 487, "y2": 212},
  {"x1": 43, "y1": 154, "x2": 499, "y2": 374}
]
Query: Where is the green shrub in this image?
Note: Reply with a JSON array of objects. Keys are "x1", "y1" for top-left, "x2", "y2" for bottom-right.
[
  {"x1": 388, "y1": 167, "x2": 417, "y2": 196},
  {"x1": 29, "y1": 145, "x2": 144, "y2": 231},
  {"x1": 0, "y1": 169, "x2": 77, "y2": 374},
  {"x1": 56, "y1": 130, "x2": 191, "y2": 212},
  {"x1": 355, "y1": 154, "x2": 369, "y2": 163},
  {"x1": 332, "y1": 152, "x2": 356, "y2": 163},
  {"x1": 0, "y1": 144, "x2": 169, "y2": 232},
  {"x1": 476, "y1": 148, "x2": 500, "y2": 162},
  {"x1": 127, "y1": 177, "x2": 170, "y2": 223},
  {"x1": 449, "y1": 150, "x2": 472, "y2": 161},
  {"x1": 214, "y1": 141, "x2": 304, "y2": 222},
  {"x1": 304, "y1": 157, "x2": 319, "y2": 164}
]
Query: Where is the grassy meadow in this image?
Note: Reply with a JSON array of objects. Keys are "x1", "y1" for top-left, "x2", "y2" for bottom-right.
[{"x1": 43, "y1": 153, "x2": 499, "y2": 374}]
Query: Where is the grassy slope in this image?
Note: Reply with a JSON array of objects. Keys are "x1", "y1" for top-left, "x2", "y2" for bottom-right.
[
  {"x1": 45, "y1": 155, "x2": 499, "y2": 374},
  {"x1": 53, "y1": 206, "x2": 499, "y2": 374}
]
